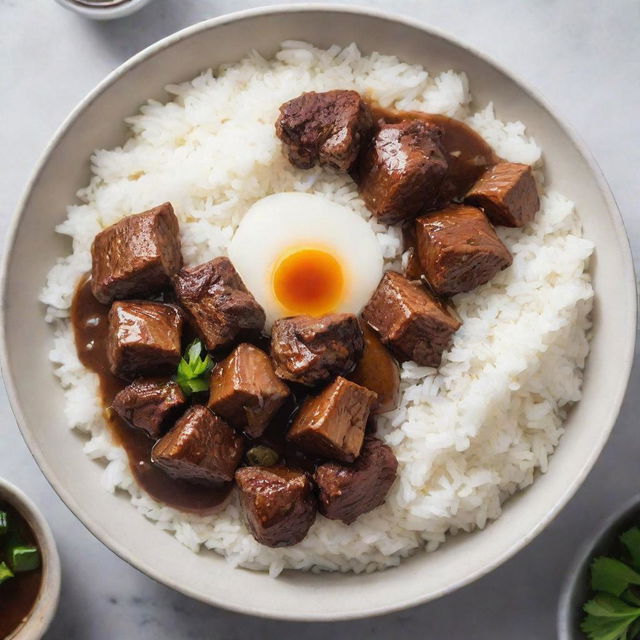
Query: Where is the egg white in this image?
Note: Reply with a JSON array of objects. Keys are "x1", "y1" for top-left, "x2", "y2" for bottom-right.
[{"x1": 228, "y1": 192, "x2": 384, "y2": 329}]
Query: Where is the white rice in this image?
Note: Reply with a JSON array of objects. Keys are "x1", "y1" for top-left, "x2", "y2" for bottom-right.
[{"x1": 41, "y1": 41, "x2": 594, "y2": 576}]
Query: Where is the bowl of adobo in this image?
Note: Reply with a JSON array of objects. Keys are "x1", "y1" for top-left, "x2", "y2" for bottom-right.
[
  {"x1": 1, "y1": 4, "x2": 635, "y2": 621},
  {"x1": 0, "y1": 479, "x2": 61, "y2": 639}
]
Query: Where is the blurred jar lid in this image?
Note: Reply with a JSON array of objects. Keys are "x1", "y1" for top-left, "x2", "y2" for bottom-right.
[{"x1": 54, "y1": 0, "x2": 156, "y2": 20}]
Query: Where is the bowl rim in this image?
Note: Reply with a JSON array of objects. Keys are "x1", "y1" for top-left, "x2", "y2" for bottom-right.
[
  {"x1": 53, "y1": 0, "x2": 155, "y2": 20},
  {"x1": 557, "y1": 494, "x2": 640, "y2": 639},
  {"x1": 1, "y1": 3, "x2": 636, "y2": 621},
  {"x1": 0, "y1": 478, "x2": 61, "y2": 639}
]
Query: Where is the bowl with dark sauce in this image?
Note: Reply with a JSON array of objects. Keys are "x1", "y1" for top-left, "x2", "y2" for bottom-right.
[{"x1": 0, "y1": 479, "x2": 60, "y2": 640}]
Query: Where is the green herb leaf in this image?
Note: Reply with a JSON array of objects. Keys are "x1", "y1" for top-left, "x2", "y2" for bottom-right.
[
  {"x1": 592, "y1": 557, "x2": 640, "y2": 597},
  {"x1": 0, "y1": 510, "x2": 7, "y2": 535},
  {"x1": 621, "y1": 528, "x2": 640, "y2": 570},
  {"x1": 582, "y1": 595, "x2": 638, "y2": 640},
  {"x1": 582, "y1": 613, "x2": 638, "y2": 640},
  {"x1": 580, "y1": 528, "x2": 640, "y2": 640},
  {"x1": 584, "y1": 593, "x2": 640, "y2": 618},
  {"x1": 622, "y1": 588, "x2": 640, "y2": 607},
  {"x1": 175, "y1": 339, "x2": 214, "y2": 396},
  {"x1": 628, "y1": 617, "x2": 640, "y2": 638}
]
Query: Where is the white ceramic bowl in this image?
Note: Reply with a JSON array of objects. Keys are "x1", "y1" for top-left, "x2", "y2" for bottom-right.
[
  {"x1": 54, "y1": 0, "x2": 155, "y2": 21},
  {"x1": 1, "y1": 5, "x2": 636, "y2": 621},
  {"x1": 0, "y1": 479, "x2": 61, "y2": 639}
]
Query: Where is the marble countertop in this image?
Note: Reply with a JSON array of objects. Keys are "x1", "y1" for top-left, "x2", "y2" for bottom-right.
[{"x1": 1, "y1": 0, "x2": 638, "y2": 637}]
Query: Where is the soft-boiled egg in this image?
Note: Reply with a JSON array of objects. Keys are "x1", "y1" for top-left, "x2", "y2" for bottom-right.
[{"x1": 228, "y1": 192, "x2": 383, "y2": 329}]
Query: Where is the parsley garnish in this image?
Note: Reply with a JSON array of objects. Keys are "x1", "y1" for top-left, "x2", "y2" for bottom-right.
[
  {"x1": 582, "y1": 526, "x2": 640, "y2": 640},
  {"x1": 175, "y1": 339, "x2": 214, "y2": 395}
]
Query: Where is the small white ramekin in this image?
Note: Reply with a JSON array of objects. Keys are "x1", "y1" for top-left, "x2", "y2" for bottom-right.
[
  {"x1": 54, "y1": 0, "x2": 155, "y2": 21},
  {"x1": 0, "y1": 479, "x2": 61, "y2": 640}
]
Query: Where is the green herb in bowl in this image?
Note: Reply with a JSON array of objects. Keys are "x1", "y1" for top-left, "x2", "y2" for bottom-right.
[{"x1": 582, "y1": 526, "x2": 640, "y2": 639}]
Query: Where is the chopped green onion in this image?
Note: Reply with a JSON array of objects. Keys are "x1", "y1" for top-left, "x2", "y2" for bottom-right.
[
  {"x1": 0, "y1": 510, "x2": 7, "y2": 535},
  {"x1": 0, "y1": 561, "x2": 13, "y2": 584},
  {"x1": 246, "y1": 445, "x2": 279, "y2": 467},
  {"x1": 9, "y1": 546, "x2": 40, "y2": 573}
]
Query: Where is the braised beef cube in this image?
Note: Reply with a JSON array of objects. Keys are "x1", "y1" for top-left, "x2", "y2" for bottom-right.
[
  {"x1": 173, "y1": 257, "x2": 265, "y2": 351},
  {"x1": 465, "y1": 162, "x2": 539, "y2": 227},
  {"x1": 235, "y1": 466, "x2": 316, "y2": 547},
  {"x1": 91, "y1": 202, "x2": 182, "y2": 304},
  {"x1": 112, "y1": 377, "x2": 186, "y2": 438},
  {"x1": 349, "y1": 324, "x2": 400, "y2": 415},
  {"x1": 151, "y1": 405, "x2": 243, "y2": 484},
  {"x1": 287, "y1": 377, "x2": 376, "y2": 462},
  {"x1": 270, "y1": 313, "x2": 364, "y2": 387},
  {"x1": 107, "y1": 301, "x2": 183, "y2": 379},
  {"x1": 415, "y1": 205, "x2": 512, "y2": 297},
  {"x1": 276, "y1": 90, "x2": 373, "y2": 171},
  {"x1": 357, "y1": 120, "x2": 448, "y2": 225},
  {"x1": 362, "y1": 271, "x2": 460, "y2": 367},
  {"x1": 208, "y1": 343, "x2": 290, "y2": 438},
  {"x1": 314, "y1": 437, "x2": 398, "y2": 524}
]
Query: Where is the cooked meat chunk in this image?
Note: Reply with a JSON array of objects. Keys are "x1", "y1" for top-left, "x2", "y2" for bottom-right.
[
  {"x1": 107, "y1": 301, "x2": 183, "y2": 379},
  {"x1": 465, "y1": 162, "x2": 539, "y2": 227},
  {"x1": 415, "y1": 205, "x2": 512, "y2": 296},
  {"x1": 91, "y1": 202, "x2": 182, "y2": 304},
  {"x1": 235, "y1": 466, "x2": 316, "y2": 547},
  {"x1": 287, "y1": 377, "x2": 377, "y2": 462},
  {"x1": 112, "y1": 377, "x2": 186, "y2": 438},
  {"x1": 275, "y1": 90, "x2": 373, "y2": 171},
  {"x1": 151, "y1": 405, "x2": 244, "y2": 484},
  {"x1": 349, "y1": 324, "x2": 400, "y2": 414},
  {"x1": 173, "y1": 257, "x2": 265, "y2": 351},
  {"x1": 314, "y1": 437, "x2": 398, "y2": 524},
  {"x1": 362, "y1": 271, "x2": 460, "y2": 367},
  {"x1": 357, "y1": 120, "x2": 448, "y2": 224},
  {"x1": 270, "y1": 313, "x2": 364, "y2": 387},
  {"x1": 208, "y1": 343, "x2": 290, "y2": 438}
]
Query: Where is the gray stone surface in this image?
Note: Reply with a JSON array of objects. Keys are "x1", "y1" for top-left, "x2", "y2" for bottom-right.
[{"x1": 0, "y1": 0, "x2": 638, "y2": 637}]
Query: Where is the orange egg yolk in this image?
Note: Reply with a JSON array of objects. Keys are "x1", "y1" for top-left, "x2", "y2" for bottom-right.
[{"x1": 272, "y1": 248, "x2": 344, "y2": 316}]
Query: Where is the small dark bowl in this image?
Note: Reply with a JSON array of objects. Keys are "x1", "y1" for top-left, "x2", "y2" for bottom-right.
[{"x1": 558, "y1": 494, "x2": 640, "y2": 639}]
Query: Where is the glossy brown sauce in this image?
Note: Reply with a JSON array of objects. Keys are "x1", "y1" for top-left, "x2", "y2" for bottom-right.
[
  {"x1": 349, "y1": 324, "x2": 400, "y2": 414},
  {"x1": 368, "y1": 103, "x2": 498, "y2": 204},
  {"x1": 0, "y1": 502, "x2": 43, "y2": 639},
  {"x1": 71, "y1": 276, "x2": 231, "y2": 514}
]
